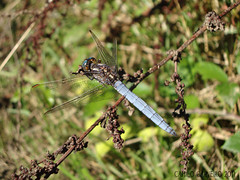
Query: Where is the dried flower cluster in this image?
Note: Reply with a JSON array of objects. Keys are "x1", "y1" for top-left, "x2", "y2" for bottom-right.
[
  {"x1": 106, "y1": 108, "x2": 125, "y2": 150},
  {"x1": 165, "y1": 50, "x2": 194, "y2": 172},
  {"x1": 204, "y1": 11, "x2": 225, "y2": 32},
  {"x1": 13, "y1": 135, "x2": 88, "y2": 179}
]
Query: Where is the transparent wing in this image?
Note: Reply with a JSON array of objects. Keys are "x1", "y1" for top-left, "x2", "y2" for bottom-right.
[
  {"x1": 32, "y1": 74, "x2": 106, "y2": 115},
  {"x1": 43, "y1": 84, "x2": 104, "y2": 115},
  {"x1": 89, "y1": 30, "x2": 117, "y2": 69},
  {"x1": 32, "y1": 75, "x2": 86, "y2": 92},
  {"x1": 112, "y1": 38, "x2": 118, "y2": 70},
  {"x1": 32, "y1": 73, "x2": 101, "y2": 92}
]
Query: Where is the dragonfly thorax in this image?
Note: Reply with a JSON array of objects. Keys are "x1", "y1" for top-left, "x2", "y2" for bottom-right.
[
  {"x1": 79, "y1": 57, "x2": 118, "y2": 86},
  {"x1": 90, "y1": 63, "x2": 118, "y2": 86}
]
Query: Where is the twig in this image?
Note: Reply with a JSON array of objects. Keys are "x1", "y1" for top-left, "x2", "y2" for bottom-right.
[
  {"x1": 55, "y1": 113, "x2": 106, "y2": 166},
  {"x1": 0, "y1": 22, "x2": 35, "y2": 71}
]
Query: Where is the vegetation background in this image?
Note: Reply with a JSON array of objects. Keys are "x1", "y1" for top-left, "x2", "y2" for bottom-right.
[{"x1": 0, "y1": 0, "x2": 239, "y2": 179}]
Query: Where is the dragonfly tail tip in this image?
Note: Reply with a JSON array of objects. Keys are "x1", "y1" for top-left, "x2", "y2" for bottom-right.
[{"x1": 172, "y1": 131, "x2": 177, "y2": 136}]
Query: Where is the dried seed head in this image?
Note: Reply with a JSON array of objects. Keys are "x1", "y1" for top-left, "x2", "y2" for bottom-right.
[{"x1": 204, "y1": 11, "x2": 225, "y2": 32}]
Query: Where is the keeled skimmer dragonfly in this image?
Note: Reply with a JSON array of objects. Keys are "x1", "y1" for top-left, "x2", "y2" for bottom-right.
[{"x1": 33, "y1": 30, "x2": 176, "y2": 136}]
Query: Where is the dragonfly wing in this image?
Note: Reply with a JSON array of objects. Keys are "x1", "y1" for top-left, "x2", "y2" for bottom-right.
[
  {"x1": 112, "y1": 38, "x2": 118, "y2": 70},
  {"x1": 32, "y1": 74, "x2": 90, "y2": 92},
  {"x1": 89, "y1": 30, "x2": 117, "y2": 68},
  {"x1": 32, "y1": 75, "x2": 107, "y2": 114},
  {"x1": 44, "y1": 84, "x2": 104, "y2": 115}
]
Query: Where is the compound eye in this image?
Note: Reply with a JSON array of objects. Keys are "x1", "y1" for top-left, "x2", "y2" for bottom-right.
[
  {"x1": 82, "y1": 59, "x2": 89, "y2": 70},
  {"x1": 82, "y1": 60, "x2": 88, "y2": 67}
]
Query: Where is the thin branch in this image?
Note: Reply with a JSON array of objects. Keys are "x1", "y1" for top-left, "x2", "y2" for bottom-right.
[
  {"x1": 0, "y1": 22, "x2": 35, "y2": 71},
  {"x1": 55, "y1": 113, "x2": 106, "y2": 166}
]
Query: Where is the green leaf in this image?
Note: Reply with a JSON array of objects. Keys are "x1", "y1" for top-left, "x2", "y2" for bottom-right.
[
  {"x1": 84, "y1": 112, "x2": 103, "y2": 136},
  {"x1": 190, "y1": 116, "x2": 214, "y2": 152},
  {"x1": 121, "y1": 124, "x2": 133, "y2": 140},
  {"x1": 193, "y1": 62, "x2": 228, "y2": 83},
  {"x1": 222, "y1": 132, "x2": 240, "y2": 153},
  {"x1": 138, "y1": 127, "x2": 158, "y2": 142},
  {"x1": 191, "y1": 116, "x2": 209, "y2": 134},
  {"x1": 184, "y1": 95, "x2": 200, "y2": 109},
  {"x1": 216, "y1": 82, "x2": 240, "y2": 108},
  {"x1": 191, "y1": 130, "x2": 214, "y2": 152},
  {"x1": 96, "y1": 141, "x2": 112, "y2": 158}
]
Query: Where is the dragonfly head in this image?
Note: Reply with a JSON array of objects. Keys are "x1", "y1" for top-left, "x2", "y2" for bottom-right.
[{"x1": 82, "y1": 57, "x2": 99, "y2": 71}]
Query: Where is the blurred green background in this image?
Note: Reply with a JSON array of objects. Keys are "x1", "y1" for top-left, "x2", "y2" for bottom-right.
[{"x1": 0, "y1": 0, "x2": 240, "y2": 179}]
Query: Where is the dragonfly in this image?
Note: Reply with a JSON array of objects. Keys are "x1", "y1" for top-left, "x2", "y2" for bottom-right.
[{"x1": 33, "y1": 30, "x2": 177, "y2": 136}]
